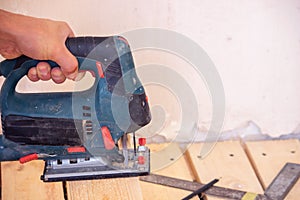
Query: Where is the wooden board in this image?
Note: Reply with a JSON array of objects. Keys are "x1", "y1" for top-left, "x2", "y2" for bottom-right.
[
  {"x1": 1, "y1": 160, "x2": 64, "y2": 200},
  {"x1": 245, "y1": 139, "x2": 300, "y2": 200},
  {"x1": 66, "y1": 137, "x2": 142, "y2": 200},
  {"x1": 186, "y1": 141, "x2": 264, "y2": 199},
  {"x1": 67, "y1": 177, "x2": 143, "y2": 200},
  {"x1": 140, "y1": 143, "x2": 197, "y2": 200}
]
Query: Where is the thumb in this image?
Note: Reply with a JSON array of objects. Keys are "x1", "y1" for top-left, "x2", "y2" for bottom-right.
[{"x1": 53, "y1": 46, "x2": 78, "y2": 80}]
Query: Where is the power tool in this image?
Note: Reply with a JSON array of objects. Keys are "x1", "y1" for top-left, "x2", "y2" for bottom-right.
[{"x1": 0, "y1": 36, "x2": 151, "y2": 182}]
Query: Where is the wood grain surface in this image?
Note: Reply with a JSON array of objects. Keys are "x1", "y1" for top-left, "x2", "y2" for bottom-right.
[{"x1": 1, "y1": 140, "x2": 299, "y2": 199}]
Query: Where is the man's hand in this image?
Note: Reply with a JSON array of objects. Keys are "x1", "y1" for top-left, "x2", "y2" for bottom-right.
[{"x1": 0, "y1": 9, "x2": 78, "y2": 83}]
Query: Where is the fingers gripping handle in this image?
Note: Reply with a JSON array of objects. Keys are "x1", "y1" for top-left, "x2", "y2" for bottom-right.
[
  {"x1": 0, "y1": 36, "x2": 111, "y2": 77},
  {"x1": 0, "y1": 36, "x2": 115, "y2": 92},
  {"x1": 2, "y1": 57, "x2": 102, "y2": 94},
  {"x1": 0, "y1": 37, "x2": 111, "y2": 113}
]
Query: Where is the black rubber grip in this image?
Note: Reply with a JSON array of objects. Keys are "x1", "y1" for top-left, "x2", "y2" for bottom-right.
[
  {"x1": 65, "y1": 36, "x2": 119, "y2": 65},
  {"x1": 65, "y1": 37, "x2": 109, "y2": 58}
]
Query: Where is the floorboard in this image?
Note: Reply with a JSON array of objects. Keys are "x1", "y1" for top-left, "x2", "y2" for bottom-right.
[
  {"x1": 186, "y1": 141, "x2": 264, "y2": 199},
  {"x1": 245, "y1": 139, "x2": 300, "y2": 200}
]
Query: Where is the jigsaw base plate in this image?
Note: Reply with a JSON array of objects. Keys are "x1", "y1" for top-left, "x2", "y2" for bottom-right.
[{"x1": 41, "y1": 148, "x2": 150, "y2": 182}]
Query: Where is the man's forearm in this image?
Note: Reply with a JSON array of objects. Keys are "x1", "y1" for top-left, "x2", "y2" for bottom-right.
[
  {"x1": 0, "y1": 9, "x2": 47, "y2": 59},
  {"x1": 0, "y1": 9, "x2": 78, "y2": 81},
  {"x1": 0, "y1": 9, "x2": 39, "y2": 42},
  {"x1": 0, "y1": 9, "x2": 15, "y2": 41},
  {"x1": 0, "y1": 9, "x2": 23, "y2": 57}
]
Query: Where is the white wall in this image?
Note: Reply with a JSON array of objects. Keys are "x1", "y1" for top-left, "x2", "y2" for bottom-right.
[{"x1": 1, "y1": 0, "x2": 300, "y2": 138}]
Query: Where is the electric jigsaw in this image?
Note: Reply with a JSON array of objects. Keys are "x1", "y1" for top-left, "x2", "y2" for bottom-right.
[{"x1": 0, "y1": 36, "x2": 151, "y2": 182}]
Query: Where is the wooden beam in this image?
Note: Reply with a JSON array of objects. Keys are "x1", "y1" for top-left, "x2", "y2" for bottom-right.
[
  {"x1": 1, "y1": 160, "x2": 64, "y2": 200},
  {"x1": 186, "y1": 141, "x2": 264, "y2": 200},
  {"x1": 245, "y1": 139, "x2": 300, "y2": 199}
]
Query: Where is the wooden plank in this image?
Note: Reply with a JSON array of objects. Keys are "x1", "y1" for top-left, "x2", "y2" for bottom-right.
[
  {"x1": 67, "y1": 177, "x2": 143, "y2": 200},
  {"x1": 245, "y1": 139, "x2": 300, "y2": 200},
  {"x1": 186, "y1": 141, "x2": 264, "y2": 199},
  {"x1": 140, "y1": 143, "x2": 197, "y2": 200},
  {"x1": 1, "y1": 160, "x2": 64, "y2": 200},
  {"x1": 66, "y1": 137, "x2": 142, "y2": 200}
]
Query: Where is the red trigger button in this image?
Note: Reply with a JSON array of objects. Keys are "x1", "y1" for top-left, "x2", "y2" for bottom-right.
[
  {"x1": 96, "y1": 62, "x2": 105, "y2": 78},
  {"x1": 101, "y1": 126, "x2": 115, "y2": 150}
]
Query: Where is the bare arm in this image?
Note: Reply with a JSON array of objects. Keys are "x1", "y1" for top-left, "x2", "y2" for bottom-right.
[{"x1": 0, "y1": 9, "x2": 78, "y2": 83}]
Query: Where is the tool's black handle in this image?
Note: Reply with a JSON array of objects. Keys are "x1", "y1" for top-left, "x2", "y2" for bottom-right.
[
  {"x1": 65, "y1": 36, "x2": 119, "y2": 63},
  {"x1": 65, "y1": 37, "x2": 109, "y2": 57},
  {"x1": 0, "y1": 36, "x2": 119, "y2": 77}
]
